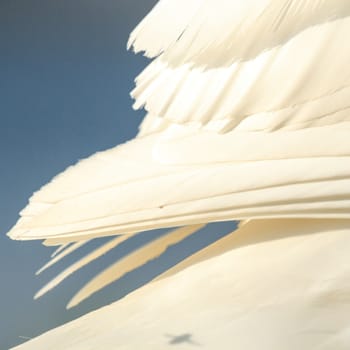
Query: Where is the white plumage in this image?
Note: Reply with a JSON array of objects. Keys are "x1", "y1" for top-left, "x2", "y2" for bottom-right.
[{"x1": 9, "y1": 0, "x2": 350, "y2": 348}]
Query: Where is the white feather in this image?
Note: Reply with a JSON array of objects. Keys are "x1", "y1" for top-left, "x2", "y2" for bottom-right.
[
  {"x1": 132, "y1": 18, "x2": 350, "y2": 132},
  {"x1": 129, "y1": 0, "x2": 350, "y2": 67}
]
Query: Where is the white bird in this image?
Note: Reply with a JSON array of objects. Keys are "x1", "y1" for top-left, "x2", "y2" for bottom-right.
[{"x1": 8, "y1": 0, "x2": 350, "y2": 349}]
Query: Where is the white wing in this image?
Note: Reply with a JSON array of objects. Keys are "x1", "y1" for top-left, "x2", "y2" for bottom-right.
[{"x1": 7, "y1": 0, "x2": 350, "y2": 309}]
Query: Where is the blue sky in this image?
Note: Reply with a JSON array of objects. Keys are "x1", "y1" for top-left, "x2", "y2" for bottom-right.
[{"x1": 0, "y1": 1, "x2": 235, "y2": 348}]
